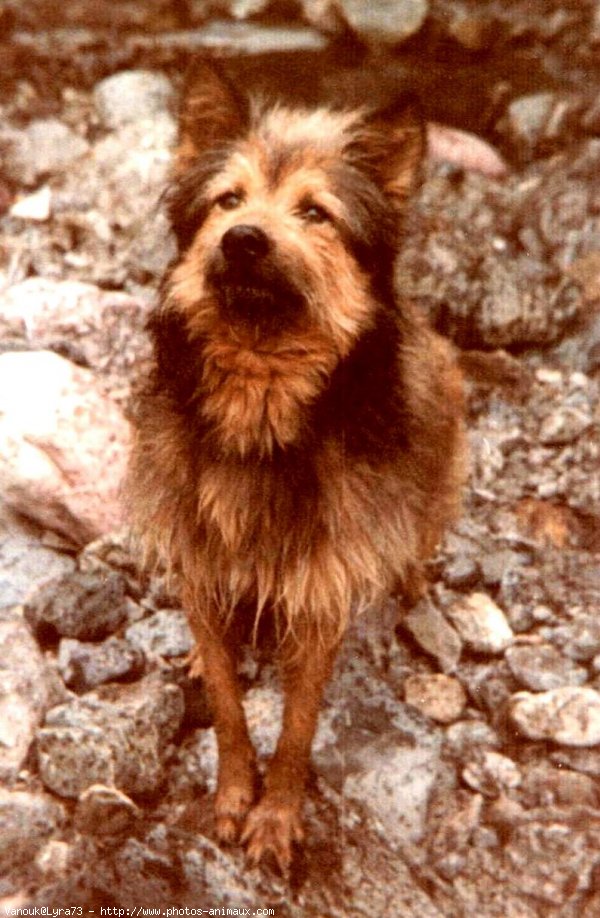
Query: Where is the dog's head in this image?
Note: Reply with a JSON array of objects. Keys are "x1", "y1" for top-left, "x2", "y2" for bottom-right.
[{"x1": 165, "y1": 61, "x2": 425, "y2": 352}]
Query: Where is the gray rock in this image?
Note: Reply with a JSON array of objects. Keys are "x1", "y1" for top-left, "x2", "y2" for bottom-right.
[
  {"x1": 79, "y1": 113, "x2": 176, "y2": 232},
  {"x1": 337, "y1": 0, "x2": 428, "y2": 45},
  {"x1": 443, "y1": 555, "x2": 480, "y2": 590},
  {"x1": 316, "y1": 687, "x2": 442, "y2": 845},
  {"x1": 0, "y1": 614, "x2": 59, "y2": 781},
  {"x1": 446, "y1": 593, "x2": 514, "y2": 655},
  {"x1": 505, "y1": 821, "x2": 599, "y2": 905},
  {"x1": 58, "y1": 636, "x2": 145, "y2": 691},
  {"x1": 37, "y1": 675, "x2": 184, "y2": 798},
  {"x1": 445, "y1": 719, "x2": 501, "y2": 761},
  {"x1": 402, "y1": 597, "x2": 463, "y2": 672},
  {"x1": 459, "y1": 660, "x2": 516, "y2": 720},
  {"x1": 0, "y1": 788, "x2": 65, "y2": 874},
  {"x1": 397, "y1": 166, "x2": 585, "y2": 350},
  {"x1": 480, "y1": 549, "x2": 526, "y2": 589},
  {"x1": 0, "y1": 278, "x2": 151, "y2": 396},
  {"x1": 0, "y1": 119, "x2": 89, "y2": 186},
  {"x1": 182, "y1": 836, "x2": 259, "y2": 909},
  {"x1": 504, "y1": 92, "x2": 557, "y2": 151},
  {"x1": 462, "y1": 750, "x2": 522, "y2": 797},
  {"x1": 94, "y1": 70, "x2": 175, "y2": 130},
  {"x1": 510, "y1": 687, "x2": 600, "y2": 746},
  {"x1": 0, "y1": 506, "x2": 75, "y2": 609},
  {"x1": 539, "y1": 406, "x2": 593, "y2": 445},
  {"x1": 125, "y1": 609, "x2": 193, "y2": 658},
  {"x1": 25, "y1": 570, "x2": 129, "y2": 642},
  {"x1": 544, "y1": 616, "x2": 600, "y2": 662},
  {"x1": 505, "y1": 643, "x2": 588, "y2": 691},
  {"x1": 110, "y1": 834, "x2": 176, "y2": 905}
]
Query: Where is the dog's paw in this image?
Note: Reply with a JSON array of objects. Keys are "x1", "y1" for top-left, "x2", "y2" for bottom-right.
[
  {"x1": 241, "y1": 796, "x2": 304, "y2": 871},
  {"x1": 215, "y1": 780, "x2": 256, "y2": 845}
]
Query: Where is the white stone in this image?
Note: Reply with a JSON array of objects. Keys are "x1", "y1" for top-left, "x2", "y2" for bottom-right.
[
  {"x1": 427, "y1": 123, "x2": 508, "y2": 177},
  {"x1": 0, "y1": 618, "x2": 56, "y2": 781},
  {"x1": 463, "y1": 751, "x2": 522, "y2": 796},
  {"x1": 446, "y1": 592, "x2": 513, "y2": 654},
  {"x1": 10, "y1": 185, "x2": 52, "y2": 221},
  {"x1": 510, "y1": 687, "x2": 600, "y2": 747},
  {"x1": 337, "y1": 0, "x2": 428, "y2": 44},
  {"x1": 94, "y1": 70, "x2": 175, "y2": 130},
  {"x1": 0, "y1": 351, "x2": 130, "y2": 545}
]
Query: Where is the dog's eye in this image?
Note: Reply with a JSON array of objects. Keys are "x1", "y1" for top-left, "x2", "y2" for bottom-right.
[
  {"x1": 216, "y1": 191, "x2": 243, "y2": 211},
  {"x1": 299, "y1": 202, "x2": 330, "y2": 224}
]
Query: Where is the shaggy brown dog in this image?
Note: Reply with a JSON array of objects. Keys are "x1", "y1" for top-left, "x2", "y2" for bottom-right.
[{"x1": 128, "y1": 61, "x2": 465, "y2": 870}]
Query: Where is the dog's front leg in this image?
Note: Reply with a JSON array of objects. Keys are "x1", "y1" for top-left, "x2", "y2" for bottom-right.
[
  {"x1": 242, "y1": 630, "x2": 339, "y2": 870},
  {"x1": 185, "y1": 592, "x2": 258, "y2": 844}
]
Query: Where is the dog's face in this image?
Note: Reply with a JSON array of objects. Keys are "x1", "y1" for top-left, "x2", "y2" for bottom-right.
[{"x1": 166, "y1": 63, "x2": 425, "y2": 355}]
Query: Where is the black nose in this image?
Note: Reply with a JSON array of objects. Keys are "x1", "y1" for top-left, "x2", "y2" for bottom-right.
[{"x1": 221, "y1": 224, "x2": 270, "y2": 262}]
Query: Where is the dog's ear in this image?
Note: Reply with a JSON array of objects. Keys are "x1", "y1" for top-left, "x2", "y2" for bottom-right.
[
  {"x1": 353, "y1": 94, "x2": 425, "y2": 208},
  {"x1": 175, "y1": 59, "x2": 249, "y2": 174}
]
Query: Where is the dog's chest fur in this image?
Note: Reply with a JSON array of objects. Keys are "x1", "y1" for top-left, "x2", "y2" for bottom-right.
[{"x1": 199, "y1": 330, "x2": 338, "y2": 457}]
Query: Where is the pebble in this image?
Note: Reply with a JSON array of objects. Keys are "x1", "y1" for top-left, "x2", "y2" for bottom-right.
[
  {"x1": 505, "y1": 643, "x2": 588, "y2": 691},
  {"x1": 0, "y1": 788, "x2": 65, "y2": 874},
  {"x1": 505, "y1": 92, "x2": 557, "y2": 151},
  {"x1": 402, "y1": 598, "x2": 463, "y2": 672},
  {"x1": 442, "y1": 555, "x2": 480, "y2": 590},
  {"x1": 94, "y1": 70, "x2": 175, "y2": 130},
  {"x1": 510, "y1": 687, "x2": 600, "y2": 746},
  {"x1": 462, "y1": 750, "x2": 522, "y2": 797},
  {"x1": 336, "y1": 0, "x2": 428, "y2": 45},
  {"x1": 0, "y1": 506, "x2": 75, "y2": 609},
  {"x1": 125, "y1": 609, "x2": 194, "y2": 659},
  {"x1": 427, "y1": 124, "x2": 508, "y2": 177},
  {"x1": 404, "y1": 673, "x2": 467, "y2": 724},
  {"x1": 0, "y1": 119, "x2": 89, "y2": 186},
  {"x1": 25, "y1": 570, "x2": 129, "y2": 642},
  {"x1": 543, "y1": 616, "x2": 600, "y2": 662},
  {"x1": 0, "y1": 615, "x2": 59, "y2": 781},
  {"x1": 37, "y1": 675, "x2": 184, "y2": 798},
  {"x1": 446, "y1": 593, "x2": 514, "y2": 655},
  {"x1": 480, "y1": 550, "x2": 525, "y2": 589},
  {"x1": 446, "y1": 10, "x2": 497, "y2": 51},
  {"x1": 10, "y1": 185, "x2": 52, "y2": 221},
  {"x1": 58, "y1": 636, "x2": 145, "y2": 691},
  {"x1": 539, "y1": 407, "x2": 592, "y2": 445},
  {"x1": 444, "y1": 720, "x2": 500, "y2": 761}
]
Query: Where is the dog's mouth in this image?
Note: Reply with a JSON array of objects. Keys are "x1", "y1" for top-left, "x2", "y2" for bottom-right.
[{"x1": 207, "y1": 261, "x2": 306, "y2": 335}]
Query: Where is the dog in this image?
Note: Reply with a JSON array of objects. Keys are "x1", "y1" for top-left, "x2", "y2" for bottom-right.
[{"x1": 127, "y1": 60, "x2": 466, "y2": 870}]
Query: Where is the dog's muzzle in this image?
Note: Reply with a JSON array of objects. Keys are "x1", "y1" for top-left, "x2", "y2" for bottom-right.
[{"x1": 209, "y1": 224, "x2": 305, "y2": 333}]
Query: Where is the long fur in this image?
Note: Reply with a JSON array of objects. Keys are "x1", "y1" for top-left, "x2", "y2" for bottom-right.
[{"x1": 127, "y1": 76, "x2": 465, "y2": 650}]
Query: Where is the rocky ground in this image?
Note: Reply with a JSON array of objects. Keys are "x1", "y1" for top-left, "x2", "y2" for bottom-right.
[{"x1": 1, "y1": 1, "x2": 600, "y2": 915}]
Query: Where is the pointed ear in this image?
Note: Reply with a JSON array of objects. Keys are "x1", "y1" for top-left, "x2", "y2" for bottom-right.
[
  {"x1": 175, "y1": 59, "x2": 249, "y2": 174},
  {"x1": 353, "y1": 93, "x2": 426, "y2": 208}
]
